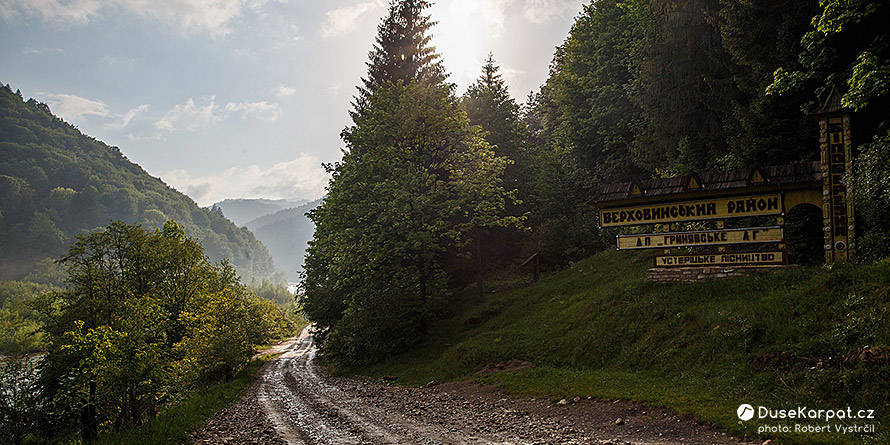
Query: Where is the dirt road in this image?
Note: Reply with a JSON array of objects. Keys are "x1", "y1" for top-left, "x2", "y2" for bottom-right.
[{"x1": 188, "y1": 328, "x2": 752, "y2": 444}]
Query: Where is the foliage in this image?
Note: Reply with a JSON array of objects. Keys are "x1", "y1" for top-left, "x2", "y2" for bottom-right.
[
  {"x1": 31, "y1": 221, "x2": 292, "y2": 442},
  {"x1": 521, "y1": 0, "x2": 650, "y2": 261},
  {"x1": 714, "y1": 0, "x2": 821, "y2": 168},
  {"x1": 0, "y1": 280, "x2": 54, "y2": 354},
  {"x1": 92, "y1": 357, "x2": 270, "y2": 445},
  {"x1": 460, "y1": 55, "x2": 530, "y2": 275},
  {"x1": 853, "y1": 128, "x2": 890, "y2": 260},
  {"x1": 0, "y1": 84, "x2": 279, "y2": 283},
  {"x1": 633, "y1": 0, "x2": 735, "y2": 173},
  {"x1": 303, "y1": 0, "x2": 519, "y2": 366},
  {"x1": 0, "y1": 355, "x2": 45, "y2": 445},
  {"x1": 535, "y1": 0, "x2": 648, "y2": 181},
  {"x1": 763, "y1": 0, "x2": 890, "y2": 260},
  {"x1": 249, "y1": 280, "x2": 296, "y2": 306},
  {"x1": 767, "y1": 1, "x2": 890, "y2": 114},
  {"x1": 462, "y1": 54, "x2": 529, "y2": 199},
  {"x1": 306, "y1": 79, "x2": 518, "y2": 365},
  {"x1": 525, "y1": 144, "x2": 604, "y2": 262},
  {"x1": 176, "y1": 289, "x2": 273, "y2": 383}
]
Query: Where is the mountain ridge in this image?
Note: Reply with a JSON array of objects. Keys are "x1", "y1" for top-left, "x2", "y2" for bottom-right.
[
  {"x1": 244, "y1": 199, "x2": 321, "y2": 281},
  {"x1": 0, "y1": 83, "x2": 281, "y2": 283},
  {"x1": 211, "y1": 198, "x2": 311, "y2": 227}
]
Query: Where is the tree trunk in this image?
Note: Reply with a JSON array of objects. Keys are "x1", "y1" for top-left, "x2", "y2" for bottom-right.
[
  {"x1": 81, "y1": 380, "x2": 98, "y2": 442},
  {"x1": 475, "y1": 230, "x2": 484, "y2": 300}
]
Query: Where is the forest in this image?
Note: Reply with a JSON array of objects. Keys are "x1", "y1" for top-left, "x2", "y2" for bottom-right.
[
  {"x1": 301, "y1": 0, "x2": 890, "y2": 366},
  {"x1": 0, "y1": 84, "x2": 282, "y2": 284},
  {"x1": 1, "y1": 67, "x2": 299, "y2": 442},
  {"x1": 1, "y1": 221, "x2": 297, "y2": 443}
]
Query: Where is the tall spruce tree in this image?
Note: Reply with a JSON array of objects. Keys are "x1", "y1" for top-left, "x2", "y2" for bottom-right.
[
  {"x1": 302, "y1": 0, "x2": 518, "y2": 365},
  {"x1": 356, "y1": 0, "x2": 446, "y2": 114},
  {"x1": 634, "y1": 0, "x2": 734, "y2": 174},
  {"x1": 461, "y1": 54, "x2": 530, "y2": 291},
  {"x1": 713, "y1": 0, "x2": 820, "y2": 168},
  {"x1": 462, "y1": 54, "x2": 528, "y2": 198}
]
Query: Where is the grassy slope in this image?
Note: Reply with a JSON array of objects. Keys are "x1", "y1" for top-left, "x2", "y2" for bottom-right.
[{"x1": 359, "y1": 250, "x2": 889, "y2": 444}]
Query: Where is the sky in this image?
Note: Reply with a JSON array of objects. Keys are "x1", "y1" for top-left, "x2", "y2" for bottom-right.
[{"x1": 1, "y1": 0, "x2": 584, "y2": 206}]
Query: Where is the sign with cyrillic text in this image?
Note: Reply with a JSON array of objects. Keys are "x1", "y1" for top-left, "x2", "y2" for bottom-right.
[
  {"x1": 654, "y1": 251, "x2": 785, "y2": 267},
  {"x1": 599, "y1": 194, "x2": 783, "y2": 227},
  {"x1": 617, "y1": 226, "x2": 783, "y2": 250}
]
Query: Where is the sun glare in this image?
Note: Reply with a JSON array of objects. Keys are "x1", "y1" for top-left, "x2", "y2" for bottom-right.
[{"x1": 429, "y1": 0, "x2": 502, "y2": 91}]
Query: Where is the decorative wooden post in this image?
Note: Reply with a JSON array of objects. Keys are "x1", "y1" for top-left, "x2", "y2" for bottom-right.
[{"x1": 816, "y1": 88, "x2": 855, "y2": 263}]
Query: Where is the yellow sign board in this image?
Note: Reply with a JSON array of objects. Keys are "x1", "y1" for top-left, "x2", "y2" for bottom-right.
[
  {"x1": 600, "y1": 194, "x2": 783, "y2": 227},
  {"x1": 821, "y1": 116, "x2": 855, "y2": 262},
  {"x1": 654, "y1": 251, "x2": 785, "y2": 267},
  {"x1": 617, "y1": 226, "x2": 783, "y2": 250}
]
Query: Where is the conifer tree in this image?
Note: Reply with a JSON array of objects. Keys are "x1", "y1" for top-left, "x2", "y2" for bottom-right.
[
  {"x1": 461, "y1": 55, "x2": 529, "y2": 280},
  {"x1": 634, "y1": 0, "x2": 733, "y2": 174},
  {"x1": 303, "y1": 0, "x2": 518, "y2": 364},
  {"x1": 462, "y1": 54, "x2": 527, "y2": 192},
  {"x1": 356, "y1": 0, "x2": 446, "y2": 113}
]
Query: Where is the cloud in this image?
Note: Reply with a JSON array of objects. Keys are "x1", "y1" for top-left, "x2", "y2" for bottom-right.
[
  {"x1": 36, "y1": 92, "x2": 150, "y2": 131},
  {"x1": 156, "y1": 96, "x2": 282, "y2": 131},
  {"x1": 441, "y1": 0, "x2": 511, "y2": 38},
  {"x1": 275, "y1": 84, "x2": 296, "y2": 97},
  {"x1": 100, "y1": 54, "x2": 136, "y2": 71},
  {"x1": 0, "y1": 0, "x2": 279, "y2": 36},
  {"x1": 522, "y1": 0, "x2": 579, "y2": 24},
  {"x1": 160, "y1": 153, "x2": 331, "y2": 206},
  {"x1": 22, "y1": 46, "x2": 64, "y2": 55},
  {"x1": 38, "y1": 92, "x2": 110, "y2": 121},
  {"x1": 105, "y1": 104, "x2": 150, "y2": 130},
  {"x1": 225, "y1": 100, "x2": 282, "y2": 122},
  {"x1": 288, "y1": 23, "x2": 303, "y2": 41},
  {"x1": 155, "y1": 97, "x2": 221, "y2": 131},
  {"x1": 320, "y1": 1, "x2": 383, "y2": 38}
]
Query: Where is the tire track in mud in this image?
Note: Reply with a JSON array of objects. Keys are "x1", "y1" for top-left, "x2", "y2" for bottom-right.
[{"x1": 256, "y1": 327, "x2": 487, "y2": 444}]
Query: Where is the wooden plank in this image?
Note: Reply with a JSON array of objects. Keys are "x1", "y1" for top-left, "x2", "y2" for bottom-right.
[
  {"x1": 617, "y1": 226, "x2": 783, "y2": 250},
  {"x1": 599, "y1": 194, "x2": 783, "y2": 228}
]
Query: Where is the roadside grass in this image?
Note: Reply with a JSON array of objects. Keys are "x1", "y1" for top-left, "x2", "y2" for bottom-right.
[
  {"x1": 357, "y1": 250, "x2": 890, "y2": 445},
  {"x1": 89, "y1": 356, "x2": 271, "y2": 445}
]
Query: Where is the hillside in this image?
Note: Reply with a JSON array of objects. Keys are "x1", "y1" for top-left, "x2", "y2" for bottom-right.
[
  {"x1": 0, "y1": 84, "x2": 280, "y2": 283},
  {"x1": 246, "y1": 199, "x2": 320, "y2": 280},
  {"x1": 357, "y1": 251, "x2": 890, "y2": 445},
  {"x1": 244, "y1": 199, "x2": 317, "y2": 231},
  {"x1": 211, "y1": 198, "x2": 310, "y2": 227}
]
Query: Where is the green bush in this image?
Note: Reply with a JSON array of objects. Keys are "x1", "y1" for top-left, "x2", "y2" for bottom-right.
[{"x1": 854, "y1": 129, "x2": 890, "y2": 261}]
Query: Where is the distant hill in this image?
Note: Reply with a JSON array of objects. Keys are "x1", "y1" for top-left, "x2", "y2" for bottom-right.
[
  {"x1": 244, "y1": 199, "x2": 320, "y2": 281},
  {"x1": 211, "y1": 198, "x2": 310, "y2": 227},
  {"x1": 0, "y1": 83, "x2": 281, "y2": 283}
]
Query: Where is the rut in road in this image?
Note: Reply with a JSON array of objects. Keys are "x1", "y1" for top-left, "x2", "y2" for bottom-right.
[{"x1": 256, "y1": 328, "x2": 499, "y2": 445}]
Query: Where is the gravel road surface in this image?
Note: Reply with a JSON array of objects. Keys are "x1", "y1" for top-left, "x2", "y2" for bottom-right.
[{"x1": 188, "y1": 328, "x2": 753, "y2": 444}]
